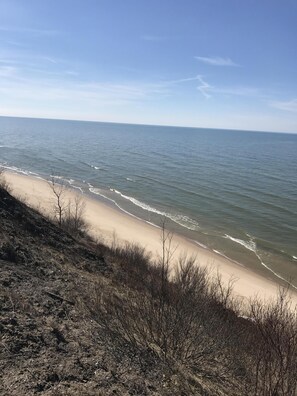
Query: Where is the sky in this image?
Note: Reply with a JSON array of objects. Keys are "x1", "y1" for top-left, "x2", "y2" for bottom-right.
[{"x1": 0, "y1": 0, "x2": 296, "y2": 132}]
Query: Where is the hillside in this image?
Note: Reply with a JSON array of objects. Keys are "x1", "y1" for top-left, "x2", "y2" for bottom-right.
[{"x1": 1, "y1": 185, "x2": 297, "y2": 396}]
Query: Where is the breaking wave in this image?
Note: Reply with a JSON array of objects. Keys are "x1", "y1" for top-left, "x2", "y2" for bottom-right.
[
  {"x1": 224, "y1": 234, "x2": 297, "y2": 290},
  {"x1": 109, "y1": 188, "x2": 200, "y2": 231}
]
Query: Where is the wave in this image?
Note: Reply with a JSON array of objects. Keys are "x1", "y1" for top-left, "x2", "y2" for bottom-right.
[
  {"x1": 89, "y1": 187, "x2": 144, "y2": 221},
  {"x1": 193, "y1": 241, "x2": 208, "y2": 249},
  {"x1": 224, "y1": 234, "x2": 297, "y2": 290},
  {"x1": 293, "y1": 256, "x2": 297, "y2": 261},
  {"x1": 2, "y1": 164, "x2": 40, "y2": 177},
  {"x1": 3, "y1": 165, "x2": 81, "y2": 192},
  {"x1": 109, "y1": 188, "x2": 200, "y2": 231},
  {"x1": 88, "y1": 163, "x2": 106, "y2": 171},
  {"x1": 224, "y1": 234, "x2": 256, "y2": 253},
  {"x1": 49, "y1": 175, "x2": 85, "y2": 193},
  {"x1": 212, "y1": 249, "x2": 245, "y2": 267},
  {"x1": 66, "y1": 179, "x2": 84, "y2": 193},
  {"x1": 126, "y1": 177, "x2": 136, "y2": 182},
  {"x1": 80, "y1": 160, "x2": 107, "y2": 171},
  {"x1": 145, "y1": 221, "x2": 161, "y2": 229},
  {"x1": 50, "y1": 174, "x2": 64, "y2": 180}
]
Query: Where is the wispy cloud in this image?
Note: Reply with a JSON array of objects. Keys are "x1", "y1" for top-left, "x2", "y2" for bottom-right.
[
  {"x1": 212, "y1": 86, "x2": 264, "y2": 98},
  {"x1": 162, "y1": 75, "x2": 212, "y2": 98},
  {"x1": 0, "y1": 53, "x2": 68, "y2": 74},
  {"x1": 0, "y1": 67, "x2": 169, "y2": 107},
  {"x1": 196, "y1": 76, "x2": 212, "y2": 99},
  {"x1": 43, "y1": 56, "x2": 58, "y2": 64},
  {"x1": 195, "y1": 56, "x2": 239, "y2": 67},
  {"x1": 65, "y1": 70, "x2": 79, "y2": 77},
  {"x1": 0, "y1": 65, "x2": 18, "y2": 77},
  {"x1": 270, "y1": 99, "x2": 297, "y2": 113},
  {"x1": 0, "y1": 39, "x2": 25, "y2": 47},
  {"x1": 187, "y1": 74, "x2": 263, "y2": 100},
  {"x1": 166, "y1": 76, "x2": 201, "y2": 85}
]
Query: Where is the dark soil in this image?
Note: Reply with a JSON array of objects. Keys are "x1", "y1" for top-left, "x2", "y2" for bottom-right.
[{"x1": 0, "y1": 187, "x2": 180, "y2": 395}]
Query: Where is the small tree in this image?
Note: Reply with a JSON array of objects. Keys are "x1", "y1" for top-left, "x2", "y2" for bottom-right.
[
  {"x1": 48, "y1": 176, "x2": 87, "y2": 234},
  {"x1": 48, "y1": 177, "x2": 68, "y2": 227}
]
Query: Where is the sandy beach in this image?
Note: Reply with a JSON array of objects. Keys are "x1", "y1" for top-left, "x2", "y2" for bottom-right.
[{"x1": 4, "y1": 171, "x2": 295, "y2": 303}]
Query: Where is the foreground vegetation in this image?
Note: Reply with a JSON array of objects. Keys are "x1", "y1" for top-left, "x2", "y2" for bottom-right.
[{"x1": 0, "y1": 173, "x2": 297, "y2": 395}]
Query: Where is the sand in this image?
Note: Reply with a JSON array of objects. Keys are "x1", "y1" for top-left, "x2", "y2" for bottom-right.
[{"x1": 4, "y1": 171, "x2": 295, "y2": 303}]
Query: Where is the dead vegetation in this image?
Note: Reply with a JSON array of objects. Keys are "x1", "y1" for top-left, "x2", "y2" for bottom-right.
[
  {"x1": 1, "y1": 182, "x2": 297, "y2": 395},
  {"x1": 86, "y1": 227, "x2": 297, "y2": 395},
  {"x1": 48, "y1": 176, "x2": 87, "y2": 235},
  {"x1": 248, "y1": 290, "x2": 297, "y2": 395},
  {"x1": 0, "y1": 168, "x2": 11, "y2": 193}
]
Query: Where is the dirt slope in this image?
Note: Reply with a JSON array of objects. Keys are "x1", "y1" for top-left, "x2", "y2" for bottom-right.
[{"x1": 0, "y1": 187, "x2": 180, "y2": 396}]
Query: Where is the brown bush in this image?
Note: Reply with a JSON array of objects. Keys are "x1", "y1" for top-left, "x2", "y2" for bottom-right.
[
  {"x1": 0, "y1": 168, "x2": 11, "y2": 193},
  {"x1": 87, "y1": 235, "x2": 297, "y2": 395},
  {"x1": 248, "y1": 289, "x2": 297, "y2": 395}
]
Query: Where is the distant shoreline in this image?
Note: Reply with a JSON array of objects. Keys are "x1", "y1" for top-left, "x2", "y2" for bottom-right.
[{"x1": 5, "y1": 170, "x2": 296, "y2": 303}]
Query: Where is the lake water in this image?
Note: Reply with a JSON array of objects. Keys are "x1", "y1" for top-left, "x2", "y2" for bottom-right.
[{"x1": 1, "y1": 116, "x2": 296, "y2": 286}]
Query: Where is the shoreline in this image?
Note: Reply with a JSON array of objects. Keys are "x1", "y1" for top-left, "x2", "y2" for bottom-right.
[{"x1": 4, "y1": 170, "x2": 297, "y2": 303}]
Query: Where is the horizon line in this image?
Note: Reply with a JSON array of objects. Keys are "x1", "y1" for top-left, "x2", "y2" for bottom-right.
[{"x1": 0, "y1": 114, "x2": 296, "y2": 135}]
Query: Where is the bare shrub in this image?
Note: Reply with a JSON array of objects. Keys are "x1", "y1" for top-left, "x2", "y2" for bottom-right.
[
  {"x1": 209, "y1": 270, "x2": 240, "y2": 313},
  {"x1": 63, "y1": 195, "x2": 87, "y2": 235},
  {"x1": 0, "y1": 167, "x2": 11, "y2": 192},
  {"x1": 110, "y1": 242, "x2": 152, "y2": 290},
  {"x1": 96, "y1": 232, "x2": 240, "y2": 381},
  {"x1": 48, "y1": 177, "x2": 87, "y2": 235},
  {"x1": 81, "y1": 221, "x2": 297, "y2": 393},
  {"x1": 248, "y1": 289, "x2": 297, "y2": 395}
]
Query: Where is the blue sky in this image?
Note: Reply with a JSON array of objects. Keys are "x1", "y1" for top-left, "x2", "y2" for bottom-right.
[{"x1": 0, "y1": 0, "x2": 296, "y2": 132}]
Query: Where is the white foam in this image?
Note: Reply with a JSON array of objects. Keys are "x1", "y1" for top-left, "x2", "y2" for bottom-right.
[
  {"x1": 224, "y1": 234, "x2": 256, "y2": 253},
  {"x1": 50, "y1": 174, "x2": 64, "y2": 180},
  {"x1": 2, "y1": 165, "x2": 30, "y2": 176},
  {"x1": 293, "y1": 256, "x2": 297, "y2": 260},
  {"x1": 60, "y1": 178, "x2": 84, "y2": 194},
  {"x1": 194, "y1": 241, "x2": 208, "y2": 249},
  {"x1": 224, "y1": 234, "x2": 297, "y2": 290},
  {"x1": 255, "y1": 253, "x2": 297, "y2": 289},
  {"x1": 146, "y1": 220, "x2": 161, "y2": 229},
  {"x1": 89, "y1": 187, "x2": 143, "y2": 221},
  {"x1": 110, "y1": 188, "x2": 200, "y2": 231},
  {"x1": 69, "y1": 184, "x2": 84, "y2": 193}
]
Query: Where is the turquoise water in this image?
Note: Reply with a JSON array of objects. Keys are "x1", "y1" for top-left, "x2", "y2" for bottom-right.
[{"x1": 0, "y1": 116, "x2": 296, "y2": 285}]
